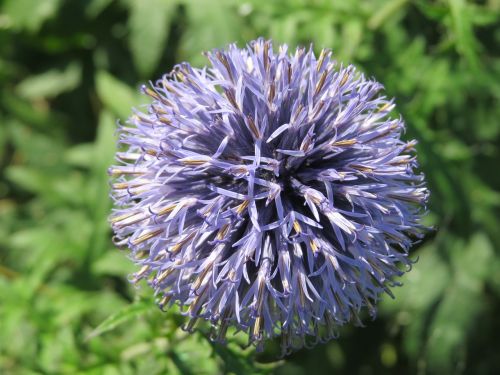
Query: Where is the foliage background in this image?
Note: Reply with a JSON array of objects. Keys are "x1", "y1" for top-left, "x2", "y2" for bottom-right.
[{"x1": 0, "y1": 0, "x2": 499, "y2": 374}]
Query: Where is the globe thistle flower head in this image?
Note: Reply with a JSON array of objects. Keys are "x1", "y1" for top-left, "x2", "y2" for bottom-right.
[{"x1": 109, "y1": 38, "x2": 429, "y2": 354}]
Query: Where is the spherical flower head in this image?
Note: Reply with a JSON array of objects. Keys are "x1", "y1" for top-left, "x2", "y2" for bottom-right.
[{"x1": 109, "y1": 38, "x2": 429, "y2": 354}]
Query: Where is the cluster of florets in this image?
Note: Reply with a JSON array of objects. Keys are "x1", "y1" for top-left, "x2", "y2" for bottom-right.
[{"x1": 109, "y1": 39, "x2": 428, "y2": 354}]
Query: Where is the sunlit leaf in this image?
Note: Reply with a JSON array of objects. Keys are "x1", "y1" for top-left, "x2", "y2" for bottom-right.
[
  {"x1": 95, "y1": 71, "x2": 145, "y2": 120},
  {"x1": 93, "y1": 250, "x2": 135, "y2": 276},
  {"x1": 2, "y1": 0, "x2": 62, "y2": 32},
  {"x1": 368, "y1": 0, "x2": 408, "y2": 30},
  {"x1": 16, "y1": 63, "x2": 81, "y2": 99},
  {"x1": 87, "y1": 301, "x2": 153, "y2": 339},
  {"x1": 424, "y1": 233, "x2": 492, "y2": 371},
  {"x1": 128, "y1": 0, "x2": 177, "y2": 78},
  {"x1": 179, "y1": 0, "x2": 244, "y2": 66},
  {"x1": 86, "y1": 110, "x2": 117, "y2": 260},
  {"x1": 65, "y1": 143, "x2": 95, "y2": 168}
]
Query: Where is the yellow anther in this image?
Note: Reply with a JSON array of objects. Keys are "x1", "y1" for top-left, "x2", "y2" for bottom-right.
[
  {"x1": 293, "y1": 220, "x2": 302, "y2": 233},
  {"x1": 331, "y1": 139, "x2": 357, "y2": 147},
  {"x1": 131, "y1": 229, "x2": 162, "y2": 245},
  {"x1": 235, "y1": 200, "x2": 249, "y2": 214},
  {"x1": 340, "y1": 71, "x2": 350, "y2": 87}
]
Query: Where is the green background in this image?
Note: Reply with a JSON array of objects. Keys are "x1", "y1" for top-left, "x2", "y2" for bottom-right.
[{"x1": 1, "y1": 0, "x2": 499, "y2": 374}]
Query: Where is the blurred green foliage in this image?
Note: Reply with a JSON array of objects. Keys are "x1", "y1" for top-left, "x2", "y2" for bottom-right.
[{"x1": 0, "y1": 0, "x2": 499, "y2": 374}]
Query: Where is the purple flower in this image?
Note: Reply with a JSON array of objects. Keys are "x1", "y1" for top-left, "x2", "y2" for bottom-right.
[{"x1": 109, "y1": 39, "x2": 429, "y2": 354}]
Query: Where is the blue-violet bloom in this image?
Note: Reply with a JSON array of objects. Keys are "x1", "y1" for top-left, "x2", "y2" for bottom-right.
[{"x1": 109, "y1": 39, "x2": 429, "y2": 354}]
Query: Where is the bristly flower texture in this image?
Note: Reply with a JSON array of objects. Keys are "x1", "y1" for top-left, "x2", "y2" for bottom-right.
[{"x1": 109, "y1": 39, "x2": 429, "y2": 354}]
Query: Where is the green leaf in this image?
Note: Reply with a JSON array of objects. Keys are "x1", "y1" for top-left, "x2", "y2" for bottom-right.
[
  {"x1": 179, "y1": 0, "x2": 243, "y2": 66},
  {"x1": 489, "y1": 257, "x2": 500, "y2": 298},
  {"x1": 380, "y1": 243, "x2": 450, "y2": 360},
  {"x1": 16, "y1": 63, "x2": 81, "y2": 99},
  {"x1": 86, "y1": 110, "x2": 117, "y2": 260},
  {"x1": 453, "y1": 232, "x2": 494, "y2": 287},
  {"x1": 368, "y1": 0, "x2": 408, "y2": 30},
  {"x1": 208, "y1": 339, "x2": 281, "y2": 375},
  {"x1": 92, "y1": 109, "x2": 116, "y2": 190},
  {"x1": 1, "y1": 94, "x2": 65, "y2": 130},
  {"x1": 424, "y1": 283, "x2": 479, "y2": 372},
  {"x1": 95, "y1": 71, "x2": 144, "y2": 120},
  {"x1": 447, "y1": 0, "x2": 480, "y2": 69},
  {"x1": 423, "y1": 233, "x2": 493, "y2": 371},
  {"x1": 87, "y1": 300, "x2": 153, "y2": 339},
  {"x1": 86, "y1": 0, "x2": 114, "y2": 18},
  {"x1": 2, "y1": 0, "x2": 62, "y2": 32},
  {"x1": 440, "y1": 139, "x2": 471, "y2": 161},
  {"x1": 381, "y1": 244, "x2": 450, "y2": 313},
  {"x1": 339, "y1": 20, "x2": 363, "y2": 61},
  {"x1": 5, "y1": 165, "x2": 86, "y2": 207},
  {"x1": 93, "y1": 250, "x2": 135, "y2": 276},
  {"x1": 128, "y1": 0, "x2": 177, "y2": 78},
  {"x1": 65, "y1": 143, "x2": 95, "y2": 168},
  {"x1": 5, "y1": 166, "x2": 51, "y2": 195}
]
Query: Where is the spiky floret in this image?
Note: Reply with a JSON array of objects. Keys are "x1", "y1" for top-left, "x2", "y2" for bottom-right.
[{"x1": 109, "y1": 39, "x2": 428, "y2": 354}]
